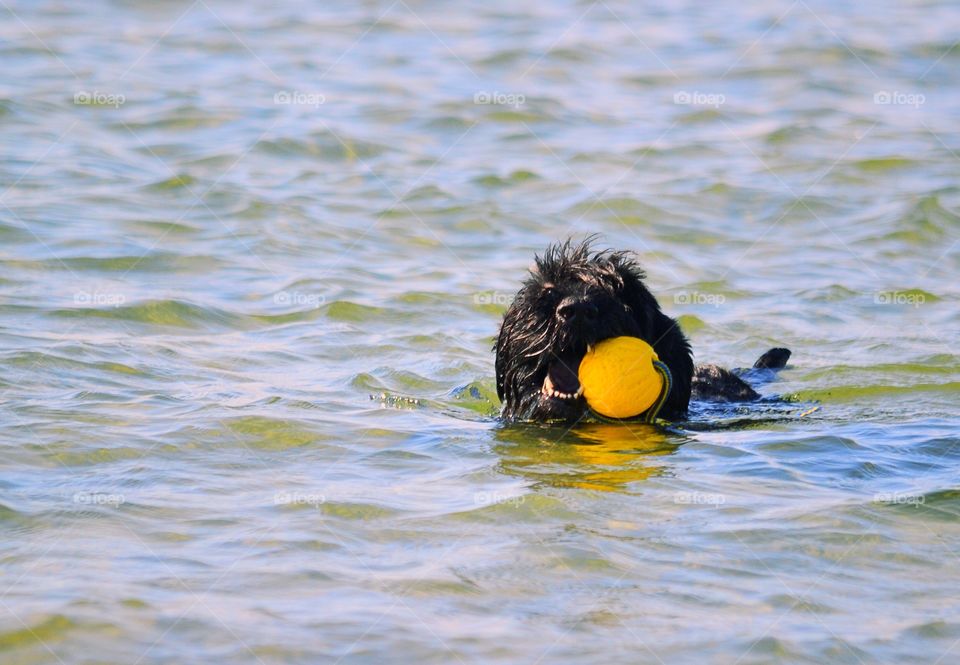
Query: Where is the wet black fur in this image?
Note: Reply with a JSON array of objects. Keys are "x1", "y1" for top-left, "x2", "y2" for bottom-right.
[{"x1": 495, "y1": 238, "x2": 789, "y2": 423}]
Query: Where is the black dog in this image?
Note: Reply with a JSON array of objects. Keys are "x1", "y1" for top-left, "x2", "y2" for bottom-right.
[{"x1": 495, "y1": 238, "x2": 790, "y2": 423}]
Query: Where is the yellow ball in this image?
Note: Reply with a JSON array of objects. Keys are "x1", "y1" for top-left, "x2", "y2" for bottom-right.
[{"x1": 578, "y1": 337, "x2": 664, "y2": 419}]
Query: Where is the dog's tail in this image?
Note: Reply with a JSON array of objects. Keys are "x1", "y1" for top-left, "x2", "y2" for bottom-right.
[{"x1": 753, "y1": 347, "x2": 791, "y2": 369}]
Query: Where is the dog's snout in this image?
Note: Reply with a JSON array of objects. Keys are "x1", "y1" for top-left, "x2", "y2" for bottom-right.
[{"x1": 556, "y1": 297, "x2": 598, "y2": 323}]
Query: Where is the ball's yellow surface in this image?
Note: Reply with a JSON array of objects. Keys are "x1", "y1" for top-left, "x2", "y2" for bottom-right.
[{"x1": 578, "y1": 336, "x2": 664, "y2": 419}]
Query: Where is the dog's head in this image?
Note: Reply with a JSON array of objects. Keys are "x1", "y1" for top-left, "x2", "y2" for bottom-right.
[{"x1": 495, "y1": 238, "x2": 693, "y2": 423}]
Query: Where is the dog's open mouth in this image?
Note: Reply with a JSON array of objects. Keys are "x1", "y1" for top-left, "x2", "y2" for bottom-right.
[{"x1": 541, "y1": 347, "x2": 592, "y2": 401}]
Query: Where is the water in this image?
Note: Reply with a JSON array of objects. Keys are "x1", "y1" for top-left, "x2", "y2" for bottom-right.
[{"x1": 2, "y1": 0, "x2": 959, "y2": 662}]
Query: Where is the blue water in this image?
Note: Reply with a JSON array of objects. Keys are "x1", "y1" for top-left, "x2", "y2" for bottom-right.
[{"x1": 1, "y1": 0, "x2": 959, "y2": 663}]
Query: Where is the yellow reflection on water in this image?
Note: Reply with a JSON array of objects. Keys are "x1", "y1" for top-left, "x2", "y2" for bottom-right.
[{"x1": 492, "y1": 422, "x2": 684, "y2": 492}]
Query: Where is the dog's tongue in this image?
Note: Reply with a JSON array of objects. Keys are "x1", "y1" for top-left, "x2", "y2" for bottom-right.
[{"x1": 547, "y1": 357, "x2": 581, "y2": 394}]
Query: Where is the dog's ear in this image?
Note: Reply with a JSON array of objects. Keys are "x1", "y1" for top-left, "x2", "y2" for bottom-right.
[
  {"x1": 610, "y1": 254, "x2": 694, "y2": 417},
  {"x1": 494, "y1": 306, "x2": 515, "y2": 404}
]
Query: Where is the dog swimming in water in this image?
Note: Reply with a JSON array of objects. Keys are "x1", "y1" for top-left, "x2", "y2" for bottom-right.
[{"x1": 494, "y1": 238, "x2": 790, "y2": 423}]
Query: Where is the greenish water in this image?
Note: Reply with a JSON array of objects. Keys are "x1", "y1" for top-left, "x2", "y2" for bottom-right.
[{"x1": 2, "y1": 1, "x2": 959, "y2": 663}]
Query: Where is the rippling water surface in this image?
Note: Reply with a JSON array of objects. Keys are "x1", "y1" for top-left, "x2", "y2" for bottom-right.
[{"x1": 2, "y1": 0, "x2": 959, "y2": 663}]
